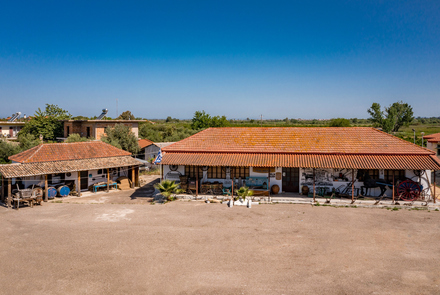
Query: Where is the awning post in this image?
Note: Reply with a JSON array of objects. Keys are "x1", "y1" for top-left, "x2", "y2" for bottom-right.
[
  {"x1": 351, "y1": 169, "x2": 354, "y2": 202},
  {"x1": 196, "y1": 166, "x2": 199, "y2": 197},
  {"x1": 392, "y1": 170, "x2": 395, "y2": 204},
  {"x1": 77, "y1": 172, "x2": 81, "y2": 198},
  {"x1": 44, "y1": 174, "x2": 48, "y2": 202},
  {"x1": 313, "y1": 168, "x2": 316, "y2": 203},
  {"x1": 107, "y1": 169, "x2": 110, "y2": 193},
  {"x1": 434, "y1": 171, "x2": 436, "y2": 204},
  {"x1": 7, "y1": 178, "x2": 11, "y2": 208},
  {"x1": 0, "y1": 174, "x2": 4, "y2": 202}
]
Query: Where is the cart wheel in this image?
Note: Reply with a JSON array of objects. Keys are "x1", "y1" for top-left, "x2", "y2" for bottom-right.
[{"x1": 397, "y1": 180, "x2": 421, "y2": 201}]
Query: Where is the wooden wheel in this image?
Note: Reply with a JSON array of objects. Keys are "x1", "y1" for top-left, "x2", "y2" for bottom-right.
[{"x1": 397, "y1": 179, "x2": 421, "y2": 201}]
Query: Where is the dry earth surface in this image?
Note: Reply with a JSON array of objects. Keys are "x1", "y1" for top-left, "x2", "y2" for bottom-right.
[{"x1": 1, "y1": 197, "x2": 440, "y2": 294}]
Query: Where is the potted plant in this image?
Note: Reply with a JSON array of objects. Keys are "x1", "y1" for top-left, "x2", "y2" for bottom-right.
[{"x1": 154, "y1": 180, "x2": 184, "y2": 202}]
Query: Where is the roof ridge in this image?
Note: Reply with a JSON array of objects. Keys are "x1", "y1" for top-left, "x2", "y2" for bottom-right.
[{"x1": 22, "y1": 144, "x2": 44, "y2": 163}]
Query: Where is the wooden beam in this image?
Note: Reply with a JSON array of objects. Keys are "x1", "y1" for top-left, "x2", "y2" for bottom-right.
[
  {"x1": 7, "y1": 178, "x2": 11, "y2": 208},
  {"x1": 0, "y1": 174, "x2": 3, "y2": 202},
  {"x1": 196, "y1": 166, "x2": 199, "y2": 197},
  {"x1": 44, "y1": 174, "x2": 48, "y2": 202},
  {"x1": 351, "y1": 169, "x2": 354, "y2": 202},
  {"x1": 231, "y1": 167, "x2": 234, "y2": 199},
  {"x1": 434, "y1": 171, "x2": 436, "y2": 204},
  {"x1": 77, "y1": 172, "x2": 81, "y2": 198},
  {"x1": 313, "y1": 168, "x2": 316, "y2": 203},
  {"x1": 131, "y1": 167, "x2": 135, "y2": 188},
  {"x1": 107, "y1": 169, "x2": 110, "y2": 193},
  {"x1": 135, "y1": 166, "x2": 140, "y2": 187},
  {"x1": 392, "y1": 170, "x2": 395, "y2": 204}
]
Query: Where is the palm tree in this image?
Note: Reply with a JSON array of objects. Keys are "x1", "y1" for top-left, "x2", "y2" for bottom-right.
[
  {"x1": 235, "y1": 186, "x2": 254, "y2": 201},
  {"x1": 154, "y1": 180, "x2": 184, "y2": 201}
]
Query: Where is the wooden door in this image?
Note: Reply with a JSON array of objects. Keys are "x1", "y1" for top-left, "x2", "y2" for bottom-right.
[
  {"x1": 80, "y1": 171, "x2": 89, "y2": 190},
  {"x1": 282, "y1": 168, "x2": 300, "y2": 193}
]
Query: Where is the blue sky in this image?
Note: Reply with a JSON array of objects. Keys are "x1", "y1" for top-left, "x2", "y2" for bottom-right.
[{"x1": 1, "y1": 0, "x2": 439, "y2": 119}]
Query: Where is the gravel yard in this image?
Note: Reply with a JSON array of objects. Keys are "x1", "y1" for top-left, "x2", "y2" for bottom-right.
[{"x1": 1, "y1": 197, "x2": 440, "y2": 294}]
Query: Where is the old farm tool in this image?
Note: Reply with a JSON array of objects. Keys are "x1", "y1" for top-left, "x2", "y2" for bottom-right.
[{"x1": 397, "y1": 179, "x2": 421, "y2": 201}]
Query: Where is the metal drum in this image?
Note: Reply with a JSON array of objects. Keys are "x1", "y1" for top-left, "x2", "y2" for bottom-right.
[
  {"x1": 56, "y1": 185, "x2": 71, "y2": 197},
  {"x1": 47, "y1": 187, "x2": 57, "y2": 199}
]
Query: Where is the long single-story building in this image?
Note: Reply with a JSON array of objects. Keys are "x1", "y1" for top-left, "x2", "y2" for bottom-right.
[
  {"x1": 0, "y1": 141, "x2": 141, "y2": 207},
  {"x1": 160, "y1": 127, "x2": 440, "y2": 200}
]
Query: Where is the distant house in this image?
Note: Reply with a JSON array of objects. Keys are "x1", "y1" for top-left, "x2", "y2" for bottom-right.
[
  {"x1": 424, "y1": 133, "x2": 440, "y2": 159},
  {"x1": 0, "y1": 141, "x2": 141, "y2": 206},
  {"x1": 138, "y1": 139, "x2": 175, "y2": 161},
  {"x1": 0, "y1": 122, "x2": 25, "y2": 138},
  {"x1": 62, "y1": 119, "x2": 150, "y2": 140}
]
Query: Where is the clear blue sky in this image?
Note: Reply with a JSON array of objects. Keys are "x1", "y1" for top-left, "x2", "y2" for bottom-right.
[{"x1": 1, "y1": 0, "x2": 439, "y2": 119}]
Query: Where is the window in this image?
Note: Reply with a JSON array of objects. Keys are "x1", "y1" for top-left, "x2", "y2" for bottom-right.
[
  {"x1": 233, "y1": 167, "x2": 250, "y2": 179},
  {"x1": 207, "y1": 166, "x2": 226, "y2": 179},
  {"x1": 437, "y1": 144, "x2": 440, "y2": 156},
  {"x1": 67, "y1": 126, "x2": 70, "y2": 136},
  {"x1": 86, "y1": 127, "x2": 91, "y2": 138},
  {"x1": 185, "y1": 166, "x2": 203, "y2": 179},
  {"x1": 384, "y1": 170, "x2": 405, "y2": 182},
  {"x1": 358, "y1": 169, "x2": 379, "y2": 180},
  {"x1": 97, "y1": 169, "x2": 108, "y2": 175}
]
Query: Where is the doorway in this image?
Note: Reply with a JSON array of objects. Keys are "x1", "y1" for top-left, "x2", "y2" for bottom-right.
[
  {"x1": 282, "y1": 167, "x2": 300, "y2": 193},
  {"x1": 80, "y1": 171, "x2": 89, "y2": 190}
]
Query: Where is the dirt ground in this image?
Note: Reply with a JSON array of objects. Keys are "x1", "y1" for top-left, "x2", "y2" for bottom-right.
[{"x1": 1, "y1": 199, "x2": 440, "y2": 294}]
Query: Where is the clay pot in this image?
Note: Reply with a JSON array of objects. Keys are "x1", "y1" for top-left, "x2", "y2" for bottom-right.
[{"x1": 271, "y1": 184, "x2": 280, "y2": 195}]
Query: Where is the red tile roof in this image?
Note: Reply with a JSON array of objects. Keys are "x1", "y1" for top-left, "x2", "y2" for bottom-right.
[
  {"x1": 424, "y1": 132, "x2": 440, "y2": 143},
  {"x1": 163, "y1": 127, "x2": 433, "y2": 155},
  {"x1": 161, "y1": 127, "x2": 440, "y2": 170},
  {"x1": 9, "y1": 141, "x2": 131, "y2": 163},
  {"x1": 161, "y1": 152, "x2": 440, "y2": 170},
  {"x1": 138, "y1": 138, "x2": 154, "y2": 149}
]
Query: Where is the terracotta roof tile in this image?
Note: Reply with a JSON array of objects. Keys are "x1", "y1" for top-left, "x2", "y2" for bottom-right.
[
  {"x1": 424, "y1": 132, "x2": 440, "y2": 143},
  {"x1": 9, "y1": 141, "x2": 131, "y2": 163},
  {"x1": 138, "y1": 138, "x2": 154, "y2": 149},
  {"x1": 0, "y1": 156, "x2": 141, "y2": 178},
  {"x1": 162, "y1": 152, "x2": 440, "y2": 170},
  {"x1": 163, "y1": 127, "x2": 432, "y2": 155}
]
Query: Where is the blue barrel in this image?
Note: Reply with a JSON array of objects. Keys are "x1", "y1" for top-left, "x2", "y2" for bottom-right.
[
  {"x1": 47, "y1": 187, "x2": 57, "y2": 199},
  {"x1": 57, "y1": 185, "x2": 70, "y2": 197}
]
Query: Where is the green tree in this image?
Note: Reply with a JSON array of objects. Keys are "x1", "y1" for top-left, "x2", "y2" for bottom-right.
[
  {"x1": 0, "y1": 140, "x2": 20, "y2": 164},
  {"x1": 17, "y1": 133, "x2": 41, "y2": 150},
  {"x1": 191, "y1": 110, "x2": 229, "y2": 130},
  {"x1": 65, "y1": 133, "x2": 90, "y2": 143},
  {"x1": 329, "y1": 118, "x2": 351, "y2": 127},
  {"x1": 118, "y1": 111, "x2": 135, "y2": 120},
  {"x1": 367, "y1": 101, "x2": 414, "y2": 133},
  {"x1": 101, "y1": 124, "x2": 139, "y2": 154},
  {"x1": 18, "y1": 104, "x2": 71, "y2": 141}
]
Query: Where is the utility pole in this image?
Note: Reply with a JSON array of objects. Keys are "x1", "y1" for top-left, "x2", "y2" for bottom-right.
[
  {"x1": 260, "y1": 114, "x2": 263, "y2": 127},
  {"x1": 116, "y1": 99, "x2": 118, "y2": 118}
]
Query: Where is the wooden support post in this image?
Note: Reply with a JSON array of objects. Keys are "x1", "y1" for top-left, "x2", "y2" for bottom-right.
[
  {"x1": 268, "y1": 170, "x2": 271, "y2": 196},
  {"x1": 231, "y1": 167, "x2": 234, "y2": 199},
  {"x1": 196, "y1": 166, "x2": 199, "y2": 197},
  {"x1": 107, "y1": 169, "x2": 110, "y2": 193},
  {"x1": 0, "y1": 174, "x2": 3, "y2": 202},
  {"x1": 434, "y1": 171, "x2": 436, "y2": 204},
  {"x1": 7, "y1": 178, "x2": 11, "y2": 208},
  {"x1": 392, "y1": 170, "x2": 395, "y2": 204},
  {"x1": 351, "y1": 169, "x2": 354, "y2": 202},
  {"x1": 131, "y1": 167, "x2": 135, "y2": 188},
  {"x1": 77, "y1": 172, "x2": 81, "y2": 198},
  {"x1": 44, "y1": 174, "x2": 48, "y2": 202},
  {"x1": 313, "y1": 168, "x2": 316, "y2": 203},
  {"x1": 136, "y1": 166, "x2": 140, "y2": 187}
]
